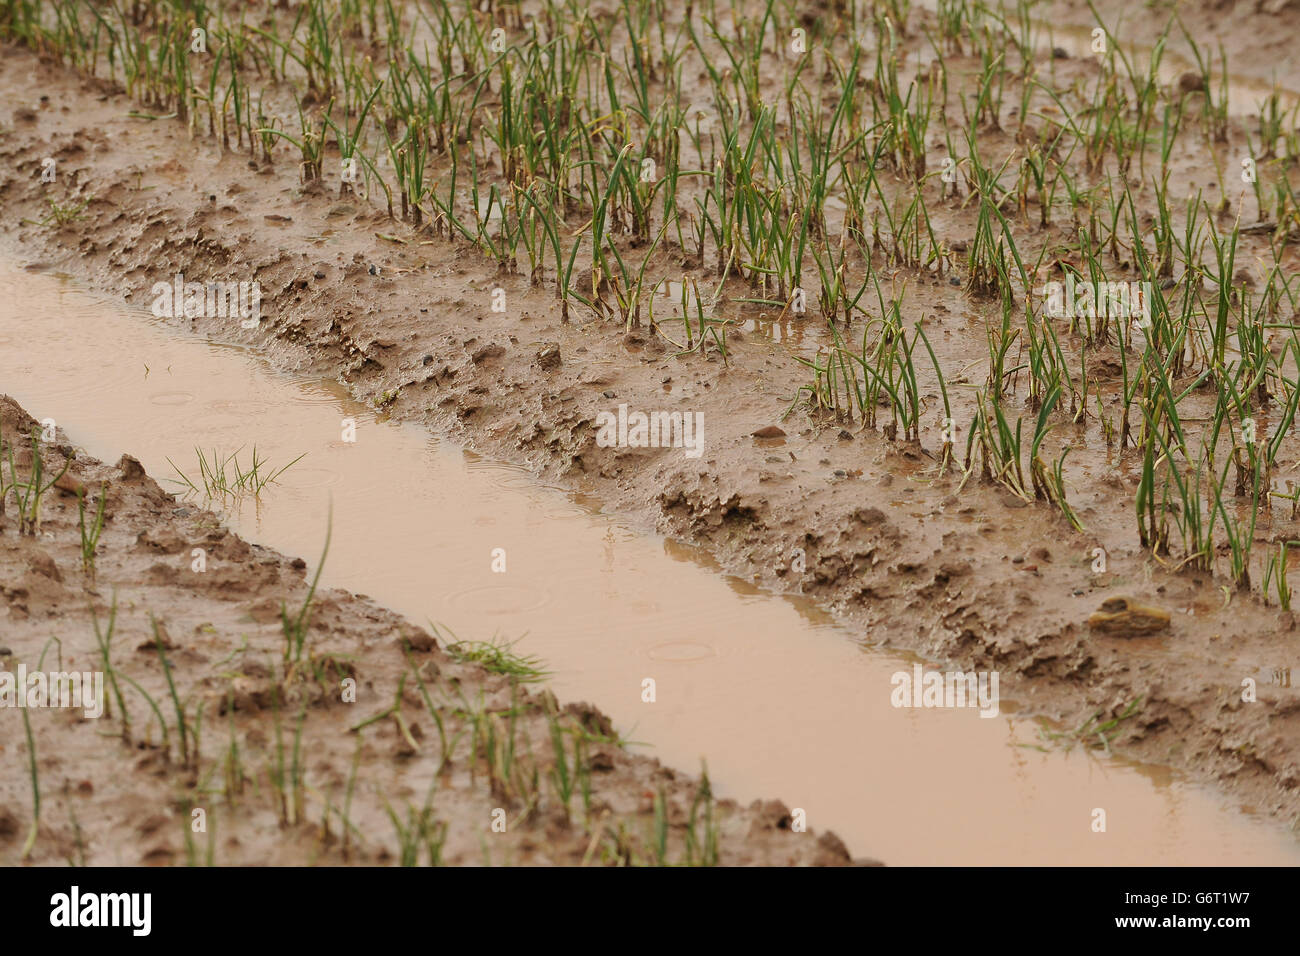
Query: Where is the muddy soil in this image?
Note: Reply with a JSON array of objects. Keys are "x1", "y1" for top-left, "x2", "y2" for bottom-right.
[
  {"x1": 0, "y1": 394, "x2": 861, "y2": 865},
  {"x1": 1, "y1": 0, "x2": 1299, "y2": 850}
]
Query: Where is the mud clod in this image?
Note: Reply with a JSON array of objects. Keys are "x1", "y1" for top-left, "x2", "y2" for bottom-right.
[{"x1": 1088, "y1": 597, "x2": 1173, "y2": 636}]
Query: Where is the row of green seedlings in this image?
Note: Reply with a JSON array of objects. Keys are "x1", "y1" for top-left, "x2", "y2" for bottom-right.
[
  {"x1": 16, "y1": 598, "x2": 202, "y2": 861},
  {"x1": 786, "y1": 249, "x2": 1081, "y2": 532},
  {"x1": 0, "y1": 0, "x2": 1105, "y2": 317},
  {"x1": 12, "y1": 0, "x2": 1300, "y2": 454},
  {"x1": 1087, "y1": 191, "x2": 1300, "y2": 596},
  {"x1": 353, "y1": 632, "x2": 720, "y2": 866},
  {"x1": 8, "y1": 0, "x2": 1292, "y2": 345}
]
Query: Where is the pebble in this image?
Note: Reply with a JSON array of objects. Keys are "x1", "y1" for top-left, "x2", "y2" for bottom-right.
[{"x1": 537, "y1": 343, "x2": 562, "y2": 370}]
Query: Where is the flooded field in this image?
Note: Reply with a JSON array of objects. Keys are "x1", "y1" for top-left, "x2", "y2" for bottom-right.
[
  {"x1": 2, "y1": 264, "x2": 1297, "y2": 864},
  {"x1": 4, "y1": 0, "x2": 1300, "y2": 870}
]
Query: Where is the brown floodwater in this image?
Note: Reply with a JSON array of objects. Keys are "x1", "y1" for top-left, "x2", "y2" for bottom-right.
[
  {"x1": 1, "y1": 262, "x2": 1297, "y2": 865},
  {"x1": 911, "y1": 0, "x2": 1300, "y2": 120}
]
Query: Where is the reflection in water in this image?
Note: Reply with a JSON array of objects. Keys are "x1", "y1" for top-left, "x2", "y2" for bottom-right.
[{"x1": 0, "y1": 263, "x2": 1297, "y2": 865}]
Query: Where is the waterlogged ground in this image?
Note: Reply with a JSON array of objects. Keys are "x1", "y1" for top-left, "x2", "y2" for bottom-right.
[
  {"x1": 3, "y1": 0, "x2": 1300, "y2": 865},
  {"x1": 0, "y1": 387, "x2": 867, "y2": 866},
  {"x1": 4, "y1": 266, "x2": 1299, "y2": 865}
]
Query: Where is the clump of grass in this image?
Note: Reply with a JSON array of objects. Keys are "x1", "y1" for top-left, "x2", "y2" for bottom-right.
[
  {"x1": 91, "y1": 593, "x2": 130, "y2": 738},
  {"x1": 548, "y1": 709, "x2": 575, "y2": 820},
  {"x1": 166, "y1": 446, "x2": 303, "y2": 501},
  {"x1": 116, "y1": 665, "x2": 171, "y2": 761},
  {"x1": 3, "y1": 425, "x2": 71, "y2": 536},
  {"x1": 1262, "y1": 541, "x2": 1298, "y2": 610},
  {"x1": 150, "y1": 614, "x2": 193, "y2": 766},
  {"x1": 77, "y1": 484, "x2": 106, "y2": 576},
  {"x1": 384, "y1": 792, "x2": 448, "y2": 867},
  {"x1": 20, "y1": 194, "x2": 93, "y2": 227},
  {"x1": 1041, "y1": 698, "x2": 1144, "y2": 756},
  {"x1": 441, "y1": 628, "x2": 548, "y2": 683},
  {"x1": 683, "y1": 761, "x2": 720, "y2": 866}
]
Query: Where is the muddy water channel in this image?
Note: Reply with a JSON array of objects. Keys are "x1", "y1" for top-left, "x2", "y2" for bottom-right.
[{"x1": 1, "y1": 263, "x2": 1297, "y2": 865}]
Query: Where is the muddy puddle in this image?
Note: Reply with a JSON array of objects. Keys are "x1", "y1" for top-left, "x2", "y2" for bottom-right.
[
  {"x1": 2, "y1": 262, "x2": 1297, "y2": 865},
  {"x1": 913, "y1": 0, "x2": 1299, "y2": 120}
]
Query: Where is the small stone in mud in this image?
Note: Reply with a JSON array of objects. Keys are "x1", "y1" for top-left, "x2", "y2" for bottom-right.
[
  {"x1": 1088, "y1": 597, "x2": 1171, "y2": 636},
  {"x1": 136, "y1": 527, "x2": 187, "y2": 554},
  {"x1": 747, "y1": 798, "x2": 794, "y2": 833},
  {"x1": 30, "y1": 551, "x2": 61, "y2": 582},
  {"x1": 602, "y1": 389, "x2": 616, "y2": 399},
  {"x1": 368, "y1": 264, "x2": 381, "y2": 276},
  {"x1": 399, "y1": 622, "x2": 437, "y2": 653},
  {"x1": 837, "y1": 429, "x2": 853, "y2": 441},
  {"x1": 536, "y1": 343, "x2": 562, "y2": 370},
  {"x1": 116, "y1": 454, "x2": 146, "y2": 481},
  {"x1": 752, "y1": 425, "x2": 786, "y2": 438},
  {"x1": 53, "y1": 472, "x2": 86, "y2": 497}
]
